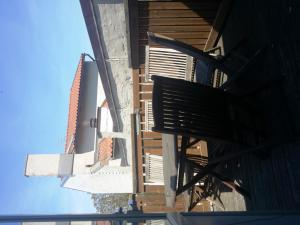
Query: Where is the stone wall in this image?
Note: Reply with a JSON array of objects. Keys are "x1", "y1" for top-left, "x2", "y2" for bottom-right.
[{"x1": 92, "y1": 0, "x2": 133, "y2": 165}]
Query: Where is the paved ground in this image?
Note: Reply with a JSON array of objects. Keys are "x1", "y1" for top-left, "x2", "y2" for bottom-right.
[{"x1": 207, "y1": 0, "x2": 300, "y2": 211}]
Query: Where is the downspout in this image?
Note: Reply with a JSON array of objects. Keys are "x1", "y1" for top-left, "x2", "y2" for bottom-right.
[{"x1": 84, "y1": 53, "x2": 95, "y2": 61}]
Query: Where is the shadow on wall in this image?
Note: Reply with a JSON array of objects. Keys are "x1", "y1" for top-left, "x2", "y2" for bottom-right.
[{"x1": 113, "y1": 138, "x2": 128, "y2": 166}]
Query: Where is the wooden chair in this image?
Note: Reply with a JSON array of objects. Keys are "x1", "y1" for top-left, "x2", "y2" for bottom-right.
[
  {"x1": 144, "y1": 153, "x2": 164, "y2": 185},
  {"x1": 151, "y1": 75, "x2": 262, "y2": 146},
  {"x1": 151, "y1": 75, "x2": 264, "y2": 210},
  {"x1": 147, "y1": 32, "x2": 266, "y2": 89},
  {"x1": 152, "y1": 75, "x2": 300, "y2": 211}
]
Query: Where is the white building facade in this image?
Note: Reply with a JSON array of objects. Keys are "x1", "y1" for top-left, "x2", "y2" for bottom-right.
[{"x1": 25, "y1": 54, "x2": 134, "y2": 194}]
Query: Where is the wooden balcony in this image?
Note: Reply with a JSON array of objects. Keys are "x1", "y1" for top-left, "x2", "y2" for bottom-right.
[{"x1": 130, "y1": 0, "x2": 300, "y2": 212}]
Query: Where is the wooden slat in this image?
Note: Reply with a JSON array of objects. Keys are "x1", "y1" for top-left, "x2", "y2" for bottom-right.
[
  {"x1": 144, "y1": 148, "x2": 162, "y2": 156},
  {"x1": 139, "y1": 10, "x2": 217, "y2": 19},
  {"x1": 140, "y1": 123, "x2": 146, "y2": 131},
  {"x1": 148, "y1": 59, "x2": 187, "y2": 66},
  {"x1": 140, "y1": 17, "x2": 214, "y2": 26},
  {"x1": 137, "y1": 193, "x2": 186, "y2": 212},
  {"x1": 130, "y1": 114, "x2": 137, "y2": 193},
  {"x1": 140, "y1": 84, "x2": 153, "y2": 92},
  {"x1": 149, "y1": 53, "x2": 187, "y2": 60},
  {"x1": 145, "y1": 185, "x2": 164, "y2": 193},
  {"x1": 145, "y1": 153, "x2": 164, "y2": 184},
  {"x1": 205, "y1": 0, "x2": 234, "y2": 50},
  {"x1": 143, "y1": 2, "x2": 220, "y2": 10},
  {"x1": 140, "y1": 102, "x2": 145, "y2": 113},
  {"x1": 191, "y1": 44, "x2": 205, "y2": 50},
  {"x1": 148, "y1": 66, "x2": 185, "y2": 73},
  {"x1": 140, "y1": 92, "x2": 152, "y2": 99},
  {"x1": 140, "y1": 64, "x2": 145, "y2": 69},
  {"x1": 139, "y1": 31, "x2": 210, "y2": 40},
  {"x1": 132, "y1": 69, "x2": 140, "y2": 109},
  {"x1": 143, "y1": 139, "x2": 162, "y2": 147},
  {"x1": 128, "y1": 0, "x2": 139, "y2": 68},
  {"x1": 137, "y1": 134, "x2": 145, "y2": 192},
  {"x1": 140, "y1": 67, "x2": 145, "y2": 75},
  {"x1": 140, "y1": 38, "x2": 207, "y2": 46},
  {"x1": 191, "y1": 200, "x2": 211, "y2": 212},
  {"x1": 147, "y1": 44, "x2": 205, "y2": 50},
  {"x1": 139, "y1": 47, "x2": 147, "y2": 65},
  {"x1": 142, "y1": 131, "x2": 162, "y2": 139},
  {"x1": 141, "y1": 25, "x2": 212, "y2": 32}
]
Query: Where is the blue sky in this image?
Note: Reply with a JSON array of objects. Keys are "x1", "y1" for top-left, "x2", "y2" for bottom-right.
[{"x1": 0, "y1": 0, "x2": 95, "y2": 214}]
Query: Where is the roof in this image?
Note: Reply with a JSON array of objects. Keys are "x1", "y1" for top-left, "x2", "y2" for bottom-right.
[{"x1": 65, "y1": 54, "x2": 85, "y2": 153}]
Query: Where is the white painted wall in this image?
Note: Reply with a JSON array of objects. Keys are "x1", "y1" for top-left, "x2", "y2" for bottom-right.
[
  {"x1": 72, "y1": 151, "x2": 95, "y2": 175},
  {"x1": 25, "y1": 154, "x2": 73, "y2": 177},
  {"x1": 25, "y1": 152, "x2": 133, "y2": 193},
  {"x1": 62, "y1": 166, "x2": 133, "y2": 193},
  {"x1": 97, "y1": 72, "x2": 106, "y2": 108},
  {"x1": 100, "y1": 107, "x2": 113, "y2": 132},
  {"x1": 25, "y1": 151, "x2": 95, "y2": 177}
]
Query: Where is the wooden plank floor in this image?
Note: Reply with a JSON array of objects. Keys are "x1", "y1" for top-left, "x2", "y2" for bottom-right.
[{"x1": 208, "y1": 0, "x2": 300, "y2": 211}]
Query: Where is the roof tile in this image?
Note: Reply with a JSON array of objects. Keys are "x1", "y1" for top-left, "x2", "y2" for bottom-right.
[
  {"x1": 98, "y1": 138, "x2": 113, "y2": 165},
  {"x1": 65, "y1": 54, "x2": 85, "y2": 153}
]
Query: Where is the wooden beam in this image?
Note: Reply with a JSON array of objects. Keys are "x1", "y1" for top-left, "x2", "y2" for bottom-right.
[
  {"x1": 127, "y1": 0, "x2": 140, "y2": 68},
  {"x1": 141, "y1": 2, "x2": 220, "y2": 10},
  {"x1": 145, "y1": 185, "x2": 164, "y2": 193},
  {"x1": 132, "y1": 69, "x2": 140, "y2": 109},
  {"x1": 144, "y1": 148, "x2": 162, "y2": 156},
  {"x1": 204, "y1": 0, "x2": 234, "y2": 50},
  {"x1": 137, "y1": 134, "x2": 145, "y2": 192},
  {"x1": 139, "y1": 9, "x2": 218, "y2": 19},
  {"x1": 141, "y1": 25, "x2": 212, "y2": 33},
  {"x1": 139, "y1": 18, "x2": 214, "y2": 26},
  {"x1": 139, "y1": 31, "x2": 210, "y2": 40},
  {"x1": 131, "y1": 114, "x2": 138, "y2": 193}
]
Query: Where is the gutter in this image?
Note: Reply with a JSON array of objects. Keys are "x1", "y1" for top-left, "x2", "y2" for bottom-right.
[{"x1": 80, "y1": 0, "x2": 128, "y2": 165}]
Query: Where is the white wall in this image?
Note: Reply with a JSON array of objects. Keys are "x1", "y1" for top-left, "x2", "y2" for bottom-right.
[
  {"x1": 25, "y1": 154, "x2": 73, "y2": 177},
  {"x1": 100, "y1": 107, "x2": 113, "y2": 132},
  {"x1": 25, "y1": 151, "x2": 96, "y2": 177},
  {"x1": 97, "y1": 69, "x2": 106, "y2": 108},
  {"x1": 62, "y1": 166, "x2": 133, "y2": 193},
  {"x1": 72, "y1": 151, "x2": 95, "y2": 175}
]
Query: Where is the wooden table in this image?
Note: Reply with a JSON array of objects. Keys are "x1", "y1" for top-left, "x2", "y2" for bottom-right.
[{"x1": 162, "y1": 134, "x2": 251, "y2": 209}]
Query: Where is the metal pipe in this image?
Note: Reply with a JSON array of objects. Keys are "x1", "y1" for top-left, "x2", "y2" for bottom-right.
[
  {"x1": 0, "y1": 213, "x2": 167, "y2": 223},
  {"x1": 84, "y1": 53, "x2": 95, "y2": 61}
]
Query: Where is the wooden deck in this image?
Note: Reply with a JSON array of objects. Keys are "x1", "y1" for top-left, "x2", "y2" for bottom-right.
[
  {"x1": 206, "y1": 0, "x2": 300, "y2": 211},
  {"x1": 129, "y1": 0, "x2": 300, "y2": 212},
  {"x1": 129, "y1": 0, "x2": 224, "y2": 212}
]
